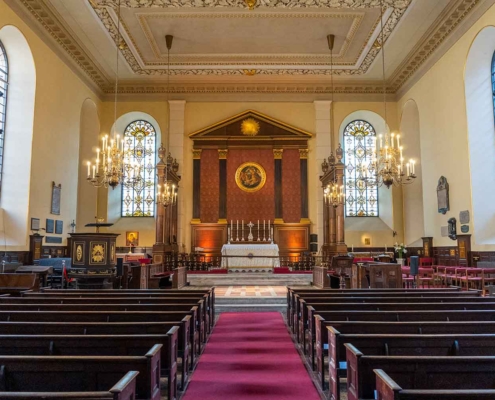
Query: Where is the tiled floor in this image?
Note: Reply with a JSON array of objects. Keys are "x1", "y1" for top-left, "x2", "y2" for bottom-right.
[{"x1": 215, "y1": 285, "x2": 287, "y2": 297}]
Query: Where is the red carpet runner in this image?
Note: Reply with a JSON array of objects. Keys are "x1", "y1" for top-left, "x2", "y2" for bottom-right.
[{"x1": 182, "y1": 312, "x2": 321, "y2": 400}]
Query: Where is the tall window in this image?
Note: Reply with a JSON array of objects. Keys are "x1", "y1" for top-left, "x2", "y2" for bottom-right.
[
  {"x1": 0, "y1": 41, "x2": 8, "y2": 193},
  {"x1": 122, "y1": 120, "x2": 156, "y2": 217},
  {"x1": 343, "y1": 120, "x2": 378, "y2": 217},
  {"x1": 491, "y1": 51, "x2": 495, "y2": 122}
]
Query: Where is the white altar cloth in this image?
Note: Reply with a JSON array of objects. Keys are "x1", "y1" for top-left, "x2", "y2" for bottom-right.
[{"x1": 221, "y1": 244, "x2": 280, "y2": 269}]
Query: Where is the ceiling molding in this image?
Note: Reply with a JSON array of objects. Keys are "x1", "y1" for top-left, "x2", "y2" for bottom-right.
[{"x1": 7, "y1": 0, "x2": 488, "y2": 97}]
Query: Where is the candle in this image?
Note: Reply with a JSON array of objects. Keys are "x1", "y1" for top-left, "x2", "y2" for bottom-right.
[
  {"x1": 406, "y1": 163, "x2": 410, "y2": 177},
  {"x1": 351, "y1": 244, "x2": 354, "y2": 252},
  {"x1": 92, "y1": 165, "x2": 96, "y2": 179},
  {"x1": 87, "y1": 162, "x2": 90, "y2": 177},
  {"x1": 242, "y1": 220, "x2": 244, "y2": 232},
  {"x1": 258, "y1": 220, "x2": 259, "y2": 233},
  {"x1": 263, "y1": 220, "x2": 265, "y2": 232},
  {"x1": 411, "y1": 160, "x2": 415, "y2": 175},
  {"x1": 231, "y1": 220, "x2": 233, "y2": 235},
  {"x1": 268, "y1": 220, "x2": 270, "y2": 235},
  {"x1": 237, "y1": 220, "x2": 239, "y2": 232}
]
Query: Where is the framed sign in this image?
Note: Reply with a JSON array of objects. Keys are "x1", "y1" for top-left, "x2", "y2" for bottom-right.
[
  {"x1": 55, "y1": 220, "x2": 63, "y2": 234},
  {"x1": 51, "y1": 182, "x2": 61, "y2": 215},
  {"x1": 45, "y1": 236, "x2": 62, "y2": 244},
  {"x1": 235, "y1": 162, "x2": 266, "y2": 193},
  {"x1": 30, "y1": 218, "x2": 40, "y2": 231}
]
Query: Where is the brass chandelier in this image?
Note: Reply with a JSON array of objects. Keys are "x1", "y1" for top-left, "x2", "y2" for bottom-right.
[
  {"x1": 369, "y1": 0, "x2": 417, "y2": 189},
  {"x1": 156, "y1": 34, "x2": 177, "y2": 208},
  {"x1": 86, "y1": 0, "x2": 138, "y2": 189}
]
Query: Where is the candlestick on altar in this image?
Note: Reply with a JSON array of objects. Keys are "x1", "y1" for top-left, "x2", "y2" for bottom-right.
[
  {"x1": 263, "y1": 220, "x2": 266, "y2": 242},
  {"x1": 270, "y1": 227, "x2": 274, "y2": 244},
  {"x1": 231, "y1": 220, "x2": 233, "y2": 238},
  {"x1": 257, "y1": 220, "x2": 261, "y2": 241},
  {"x1": 227, "y1": 227, "x2": 231, "y2": 244},
  {"x1": 236, "y1": 220, "x2": 239, "y2": 242},
  {"x1": 247, "y1": 221, "x2": 254, "y2": 241},
  {"x1": 241, "y1": 220, "x2": 244, "y2": 241},
  {"x1": 268, "y1": 220, "x2": 270, "y2": 242}
]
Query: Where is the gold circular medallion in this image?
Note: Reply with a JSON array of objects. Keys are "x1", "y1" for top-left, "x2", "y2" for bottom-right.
[
  {"x1": 76, "y1": 245, "x2": 83, "y2": 262},
  {"x1": 241, "y1": 118, "x2": 260, "y2": 136},
  {"x1": 235, "y1": 162, "x2": 266, "y2": 193}
]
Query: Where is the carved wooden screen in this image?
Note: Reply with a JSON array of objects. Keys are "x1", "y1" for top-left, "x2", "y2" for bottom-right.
[
  {"x1": 121, "y1": 120, "x2": 156, "y2": 217},
  {"x1": 343, "y1": 120, "x2": 378, "y2": 217},
  {"x1": 0, "y1": 41, "x2": 8, "y2": 195}
]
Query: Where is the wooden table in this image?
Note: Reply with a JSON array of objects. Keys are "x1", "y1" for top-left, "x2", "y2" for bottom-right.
[{"x1": 16, "y1": 265, "x2": 53, "y2": 287}]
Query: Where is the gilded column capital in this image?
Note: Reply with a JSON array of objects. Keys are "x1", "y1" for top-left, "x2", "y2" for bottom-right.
[
  {"x1": 299, "y1": 149, "x2": 309, "y2": 159},
  {"x1": 192, "y1": 149, "x2": 203, "y2": 159},
  {"x1": 273, "y1": 149, "x2": 284, "y2": 160},
  {"x1": 218, "y1": 149, "x2": 228, "y2": 159}
]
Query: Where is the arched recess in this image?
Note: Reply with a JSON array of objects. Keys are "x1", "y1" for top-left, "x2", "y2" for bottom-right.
[
  {"x1": 339, "y1": 110, "x2": 398, "y2": 248},
  {"x1": 103, "y1": 111, "x2": 162, "y2": 248},
  {"x1": 465, "y1": 26, "x2": 495, "y2": 245},
  {"x1": 400, "y1": 100, "x2": 424, "y2": 246},
  {"x1": 0, "y1": 25, "x2": 36, "y2": 250},
  {"x1": 77, "y1": 99, "x2": 100, "y2": 232}
]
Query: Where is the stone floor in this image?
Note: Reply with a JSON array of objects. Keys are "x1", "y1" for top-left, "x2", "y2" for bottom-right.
[{"x1": 215, "y1": 285, "x2": 287, "y2": 297}]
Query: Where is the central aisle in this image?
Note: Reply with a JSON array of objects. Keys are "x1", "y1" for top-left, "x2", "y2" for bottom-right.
[{"x1": 182, "y1": 312, "x2": 321, "y2": 400}]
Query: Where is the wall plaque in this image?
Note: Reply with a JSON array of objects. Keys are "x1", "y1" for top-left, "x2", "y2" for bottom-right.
[
  {"x1": 459, "y1": 210, "x2": 470, "y2": 224},
  {"x1": 45, "y1": 236, "x2": 62, "y2": 244},
  {"x1": 441, "y1": 226, "x2": 449, "y2": 237},
  {"x1": 51, "y1": 182, "x2": 61, "y2": 215},
  {"x1": 55, "y1": 220, "x2": 63, "y2": 234},
  {"x1": 461, "y1": 225, "x2": 470, "y2": 233},
  {"x1": 235, "y1": 162, "x2": 266, "y2": 193},
  {"x1": 30, "y1": 218, "x2": 40, "y2": 231},
  {"x1": 46, "y1": 219, "x2": 54, "y2": 234},
  {"x1": 436, "y1": 176, "x2": 449, "y2": 215}
]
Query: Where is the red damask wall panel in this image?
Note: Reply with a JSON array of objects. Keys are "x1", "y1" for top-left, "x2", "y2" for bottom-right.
[
  {"x1": 227, "y1": 149, "x2": 275, "y2": 222},
  {"x1": 200, "y1": 150, "x2": 219, "y2": 223},
  {"x1": 282, "y1": 149, "x2": 301, "y2": 223}
]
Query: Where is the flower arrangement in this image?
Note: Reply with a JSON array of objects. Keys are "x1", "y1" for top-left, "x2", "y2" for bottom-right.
[{"x1": 394, "y1": 242, "x2": 407, "y2": 259}]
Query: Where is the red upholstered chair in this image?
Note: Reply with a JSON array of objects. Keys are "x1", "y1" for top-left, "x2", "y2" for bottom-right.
[
  {"x1": 417, "y1": 267, "x2": 435, "y2": 288},
  {"x1": 401, "y1": 266, "x2": 415, "y2": 288},
  {"x1": 433, "y1": 265, "x2": 457, "y2": 287},
  {"x1": 458, "y1": 268, "x2": 483, "y2": 291},
  {"x1": 482, "y1": 268, "x2": 495, "y2": 295},
  {"x1": 452, "y1": 267, "x2": 468, "y2": 287},
  {"x1": 420, "y1": 257, "x2": 434, "y2": 267}
]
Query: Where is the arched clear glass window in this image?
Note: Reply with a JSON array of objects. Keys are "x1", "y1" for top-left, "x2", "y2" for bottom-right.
[
  {"x1": 0, "y1": 41, "x2": 8, "y2": 193},
  {"x1": 343, "y1": 120, "x2": 378, "y2": 217},
  {"x1": 121, "y1": 120, "x2": 156, "y2": 217}
]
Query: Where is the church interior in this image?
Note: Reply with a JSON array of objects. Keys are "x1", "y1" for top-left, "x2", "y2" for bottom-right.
[{"x1": 1, "y1": 0, "x2": 495, "y2": 398}]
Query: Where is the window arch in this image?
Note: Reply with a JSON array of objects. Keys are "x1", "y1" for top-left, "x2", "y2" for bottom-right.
[
  {"x1": 343, "y1": 119, "x2": 378, "y2": 217},
  {"x1": 0, "y1": 40, "x2": 8, "y2": 193},
  {"x1": 121, "y1": 120, "x2": 156, "y2": 217}
]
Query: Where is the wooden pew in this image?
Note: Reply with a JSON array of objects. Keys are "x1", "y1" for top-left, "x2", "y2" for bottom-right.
[
  {"x1": 326, "y1": 332, "x2": 495, "y2": 400},
  {"x1": 0, "y1": 346, "x2": 162, "y2": 400},
  {"x1": 345, "y1": 345, "x2": 495, "y2": 400},
  {"x1": 0, "y1": 320, "x2": 190, "y2": 392},
  {"x1": 1, "y1": 370, "x2": 139, "y2": 400},
  {"x1": 0, "y1": 274, "x2": 39, "y2": 296},
  {"x1": 298, "y1": 300, "x2": 495, "y2": 346},
  {"x1": 0, "y1": 332, "x2": 179, "y2": 398},
  {"x1": 374, "y1": 369, "x2": 495, "y2": 400},
  {"x1": 313, "y1": 319, "x2": 495, "y2": 390}
]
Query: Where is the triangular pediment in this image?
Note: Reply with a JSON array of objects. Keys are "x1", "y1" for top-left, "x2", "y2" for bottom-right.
[{"x1": 189, "y1": 110, "x2": 312, "y2": 140}]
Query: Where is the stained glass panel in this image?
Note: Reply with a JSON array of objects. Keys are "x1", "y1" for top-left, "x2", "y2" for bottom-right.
[
  {"x1": 121, "y1": 120, "x2": 156, "y2": 217},
  {"x1": 343, "y1": 120, "x2": 378, "y2": 217},
  {"x1": 0, "y1": 41, "x2": 8, "y2": 196}
]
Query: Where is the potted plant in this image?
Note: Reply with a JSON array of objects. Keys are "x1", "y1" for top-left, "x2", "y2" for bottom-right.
[{"x1": 394, "y1": 243, "x2": 407, "y2": 266}]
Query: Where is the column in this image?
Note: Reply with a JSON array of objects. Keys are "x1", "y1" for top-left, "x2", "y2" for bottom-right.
[
  {"x1": 218, "y1": 149, "x2": 228, "y2": 222},
  {"x1": 192, "y1": 149, "x2": 202, "y2": 221},
  {"x1": 299, "y1": 149, "x2": 309, "y2": 220},
  {"x1": 273, "y1": 149, "x2": 284, "y2": 222},
  {"x1": 153, "y1": 145, "x2": 166, "y2": 265},
  {"x1": 314, "y1": 101, "x2": 332, "y2": 250},
  {"x1": 168, "y1": 100, "x2": 186, "y2": 248}
]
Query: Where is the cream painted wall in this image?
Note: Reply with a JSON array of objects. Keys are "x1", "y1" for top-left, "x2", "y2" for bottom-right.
[
  {"x1": 0, "y1": 0, "x2": 101, "y2": 250},
  {"x1": 397, "y1": 2, "x2": 495, "y2": 250}
]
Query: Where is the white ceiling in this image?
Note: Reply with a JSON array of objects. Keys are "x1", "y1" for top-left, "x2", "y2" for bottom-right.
[{"x1": 12, "y1": 0, "x2": 487, "y2": 96}]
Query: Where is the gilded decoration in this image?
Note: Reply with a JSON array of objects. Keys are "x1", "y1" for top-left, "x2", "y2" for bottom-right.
[
  {"x1": 192, "y1": 149, "x2": 203, "y2": 159},
  {"x1": 273, "y1": 149, "x2": 284, "y2": 160},
  {"x1": 235, "y1": 162, "x2": 266, "y2": 193},
  {"x1": 90, "y1": 242, "x2": 107, "y2": 264},
  {"x1": 218, "y1": 149, "x2": 228, "y2": 159},
  {"x1": 74, "y1": 242, "x2": 85, "y2": 264},
  {"x1": 241, "y1": 118, "x2": 260, "y2": 136},
  {"x1": 299, "y1": 149, "x2": 309, "y2": 159}
]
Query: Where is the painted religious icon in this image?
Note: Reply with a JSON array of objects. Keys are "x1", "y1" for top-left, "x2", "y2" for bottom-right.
[
  {"x1": 126, "y1": 231, "x2": 139, "y2": 247},
  {"x1": 235, "y1": 162, "x2": 266, "y2": 193}
]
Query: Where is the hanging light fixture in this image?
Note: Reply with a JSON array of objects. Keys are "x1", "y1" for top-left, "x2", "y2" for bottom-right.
[
  {"x1": 323, "y1": 34, "x2": 345, "y2": 208},
  {"x1": 370, "y1": 0, "x2": 417, "y2": 188},
  {"x1": 156, "y1": 34, "x2": 177, "y2": 208},
  {"x1": 85, "y1": 0, "x2": 138, "y2": 189}
]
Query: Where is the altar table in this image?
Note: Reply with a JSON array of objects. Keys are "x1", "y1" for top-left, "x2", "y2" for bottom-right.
[{"x1": 221, "y1": 244, "x2": 280, "y2": 272}]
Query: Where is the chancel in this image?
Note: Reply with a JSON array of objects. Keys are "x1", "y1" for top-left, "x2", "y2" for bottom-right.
[{"x1": 1, "y1": 0, "x2": 495, "y2": 398}]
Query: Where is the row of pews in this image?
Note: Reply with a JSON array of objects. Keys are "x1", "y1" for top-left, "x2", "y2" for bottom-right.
[
  {"x1": 0, "y1": 287, "x2": 215, "y2": 400},
  {"x1": 287, "y1": 287, "x2": 495, "y2": 400}
]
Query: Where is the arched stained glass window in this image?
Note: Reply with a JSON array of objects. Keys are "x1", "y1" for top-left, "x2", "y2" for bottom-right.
[
  {"x1": 122, "y1": 120, "x2": 156, "y2": 217},
  {"x1": 343, "y1": 120, "x2": 378, "y2": 217},
  {"x1": 492, "y1": 51, "x2": 495, "y2": 121},
  {"x1": 0, "y1": 41, "x2": 8, "y2": 193}
]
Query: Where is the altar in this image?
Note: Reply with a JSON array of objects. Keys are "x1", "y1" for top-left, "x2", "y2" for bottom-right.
[{"x1": 221, "y1": 244, "x2": 280, "y2": 273}]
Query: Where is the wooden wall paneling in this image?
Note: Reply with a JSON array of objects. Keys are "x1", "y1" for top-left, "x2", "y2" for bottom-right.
[
  {"x1": 457, "y1": 235, "x2": 471, "y2": 267},
  {"x1": 274, "y1": 224, "x2": 310, "y2": 256},
  {"x1": 471, "y1": 251, "x2": 495, "y2": 266},
  {"x1": 191, "y1": 224, "x2": 227, "y2": 255}
]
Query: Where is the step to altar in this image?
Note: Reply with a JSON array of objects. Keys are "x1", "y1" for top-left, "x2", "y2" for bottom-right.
[
  {"x1": 187, "y1": 272, "x2": 313, "y2": 287},
  {"x1": 215, "y1": 296, "x2": 287, "y2": 313}
]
